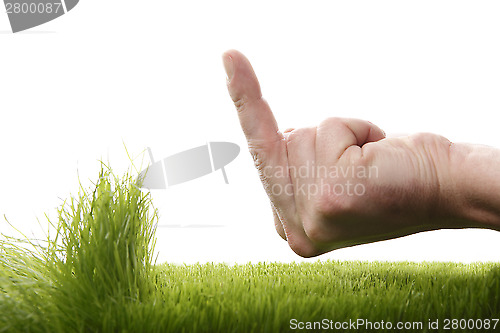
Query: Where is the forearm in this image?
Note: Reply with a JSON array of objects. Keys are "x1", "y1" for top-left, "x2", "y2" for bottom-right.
[{"x1": 447, "y1": 142, "x2": 500, "y2": 231}]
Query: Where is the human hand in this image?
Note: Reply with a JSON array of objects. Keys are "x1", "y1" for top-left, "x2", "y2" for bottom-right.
[{"x1": 222, "y1": 50, "x2": 489, "y2": 257}]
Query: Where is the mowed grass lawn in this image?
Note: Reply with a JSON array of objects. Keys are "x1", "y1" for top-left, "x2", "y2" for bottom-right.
[
  {"x1": 1, "y1": 166, "x2": 499, "y2": 332},
  {"x1": 153, "y1": 261, "x2": 500, "y2": 332}
]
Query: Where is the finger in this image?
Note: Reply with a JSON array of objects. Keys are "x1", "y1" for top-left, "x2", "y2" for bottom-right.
[
  {"x1": 272, "y1": 204, "x2": 287, "y2": 240},
  {"x1": 223, "y1": 49, "x2": 282, "y2": 147},
  {"x1": 285, "y1": 127, "x2": 324, "y2": 250},
  {"x1": 286, "y1": 127, "x2": 317, "y2": 220},
  {"x1": 222, "y1": 50, "x2": 295, "y2": 211},
  {"x1": 316, "y1": 117, "x2": 386, "y2": 165}
]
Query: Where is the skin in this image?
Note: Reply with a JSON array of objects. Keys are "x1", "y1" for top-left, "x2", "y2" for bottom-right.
[{"x1": 222, "y1": 49, "x2": 500, "y2": 258}]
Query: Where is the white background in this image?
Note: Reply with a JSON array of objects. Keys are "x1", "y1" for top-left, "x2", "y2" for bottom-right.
[{"x1": 1, "y1": 0, "x2": 500, "y2": 264}]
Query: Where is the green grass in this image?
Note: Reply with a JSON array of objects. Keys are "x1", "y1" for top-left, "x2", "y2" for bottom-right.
[{"x1": 0, "y1": 165, "x2": 499, "y2": 332}]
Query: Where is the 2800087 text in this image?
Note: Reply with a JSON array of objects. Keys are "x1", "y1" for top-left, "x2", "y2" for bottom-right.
[
  {"x1": 442, "y1": 318, "x2": 498, "y2": 330},
  {"x1": 5, "y1": 2, "x2": 63, "y2": 14}
]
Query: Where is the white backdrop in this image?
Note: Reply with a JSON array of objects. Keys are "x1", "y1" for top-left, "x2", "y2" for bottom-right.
[{"x1": 1, "y1": 0, "x2": 500, "y2": 264}]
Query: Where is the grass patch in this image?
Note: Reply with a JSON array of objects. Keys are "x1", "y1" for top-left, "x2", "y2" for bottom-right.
[{"x1": 1, "y1": 165, "x2": 499, "y2": 332}]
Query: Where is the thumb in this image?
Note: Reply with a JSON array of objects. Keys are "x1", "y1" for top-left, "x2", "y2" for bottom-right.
[
  {"x1": 223, "y1": 49, "x2": 281, "y2": 147},
  {"x1": 222, "y1": 49, "x2": 294, "y2": 208}
]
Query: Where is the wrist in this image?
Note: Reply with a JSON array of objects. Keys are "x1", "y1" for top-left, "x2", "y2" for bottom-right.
[{"x1": 446, "y1": 142, "x2": 500, "y2": 230}]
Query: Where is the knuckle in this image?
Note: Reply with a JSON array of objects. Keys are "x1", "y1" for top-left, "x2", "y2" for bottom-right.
[
  {"x1": 307, "y1": 184, "x2": 369, "y2": 245},
  {"x1": 316, "y1": 192, "x2": 358, "y2": 220},
  {"x1": 303, "y1": 207, "x2": 348, "y2": 245},
  {"x1": 302, "y1": 217, "x2": 329, "y2": 244},
  {"x1": 294, "y1": 249, "x2": 318, "y2": 259},
  {"x1": 409, "y1": 132, "x2": 430, "y2": 146},
  {"x1": 431, "y1": 134, "x2": 452, "y2": 149},
  {"x1": 408, "y1": 133, "x2": 453, "y2": 174},
  {"x1": 410, "y1": 132, "x2": 450, "y2": 148},
  {"x1": 318, "y1": 117, "x2": 346, "y2": 129},
  {"x1": 287, "y1": 236, "x2": 319, "y2": 258},
  {"x1": 232, "y1": 95, "x2": 248, "y2": 113},
  {"x1": 283, "y1": 221, "x2": 321, "y2": 258},
  {"x1": 285, "y1": 127, "x2": 316, "y2": 146},
  {"x1": 319, "y1": 117, "x2": 343, "y2": 129},
  {"x1": 285, "y1": 128, "x2": 305, "y2": 143}
]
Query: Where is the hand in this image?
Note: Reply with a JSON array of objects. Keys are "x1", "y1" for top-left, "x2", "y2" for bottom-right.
[{"x1": 222, "y1": 50, "x2": 496, "y2": 257}]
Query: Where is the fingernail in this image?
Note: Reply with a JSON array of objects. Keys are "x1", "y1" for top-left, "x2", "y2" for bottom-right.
[{"x1": 223, "y1": 54, "x2": 234, "y2": 82}]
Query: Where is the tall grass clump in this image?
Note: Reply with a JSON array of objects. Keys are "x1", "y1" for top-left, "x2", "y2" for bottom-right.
[{"x1": 0, "y1": 164, "x2": 158, "y2": 332}]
